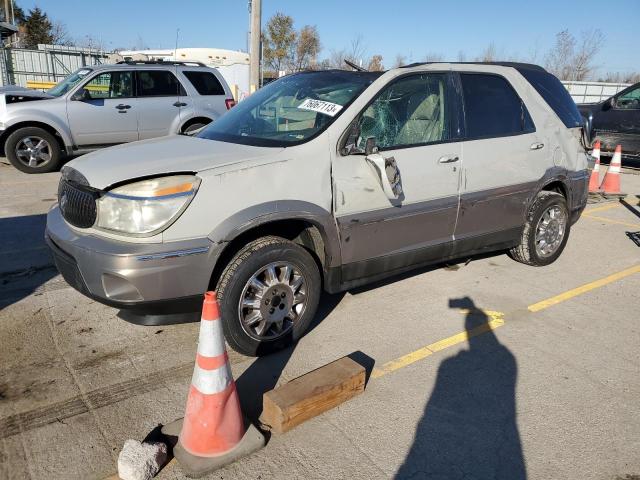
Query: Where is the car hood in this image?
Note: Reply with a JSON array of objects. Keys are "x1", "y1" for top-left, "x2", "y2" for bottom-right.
[
  {"x1": 66, "y1": 135, "x2": 284, "y2": 189},
  {"x1": 0, "y1": 88, "x2": 54, "y2": 103}
]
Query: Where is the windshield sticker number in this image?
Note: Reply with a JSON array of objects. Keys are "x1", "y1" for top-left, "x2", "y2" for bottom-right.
[{"x1": 298, "y1": 98, "x2": 343, "y2": 117}]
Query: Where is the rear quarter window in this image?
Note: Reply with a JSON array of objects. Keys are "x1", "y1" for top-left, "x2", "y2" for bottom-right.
[
  {"x1": 517, "y1": 68, "x2": 582, "y2": 128},
  {"x1": 183, "y1": 71, "x2": 226, "y2": 96}
]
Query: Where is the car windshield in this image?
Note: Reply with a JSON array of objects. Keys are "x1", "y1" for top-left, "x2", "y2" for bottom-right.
[
  {"x1": 47, "y1": 68, "x2": 93, "y2": 97},
  {"x1": 198, "y1": 70, "x2": 380, "y2": 147}
]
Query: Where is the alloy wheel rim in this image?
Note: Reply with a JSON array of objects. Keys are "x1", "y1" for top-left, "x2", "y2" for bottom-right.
[
  {"x1": 238, "y1": 261, "x2": 307, "y2": 341},
  {"x1": 534, "y1": 205, "x2": 566, "y2": 257},
  {"x1": 15, "y1": 136, "x2": 52, "y2": 168}
]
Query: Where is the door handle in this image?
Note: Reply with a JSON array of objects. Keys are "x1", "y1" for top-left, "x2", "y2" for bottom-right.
[
  {"x1": 438, "y1": 155, "x2": 459, "y2": 164},
  {"x1": 115, "y1": 104, "x2": 131, "y2": 110},
  {"x1": 530, "y1": 142, "x2": 544, "y2": 150},
  {"x1": 173, "y1": 101, "x2": 187, "y2": 107}
]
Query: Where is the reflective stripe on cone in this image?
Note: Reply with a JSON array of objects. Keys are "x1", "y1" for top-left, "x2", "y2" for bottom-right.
[{"x1": 600, "y1": 145, "x2": 622, "y2": 194}]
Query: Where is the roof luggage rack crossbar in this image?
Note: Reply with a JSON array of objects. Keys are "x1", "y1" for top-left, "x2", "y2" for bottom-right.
[{"x1": 115, "y1": 60, "x2": 207, "y2": 67}]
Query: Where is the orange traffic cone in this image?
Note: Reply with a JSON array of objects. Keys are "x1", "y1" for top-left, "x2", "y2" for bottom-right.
[
  {"x1": 600, "y1": 145, "x2": 623, "y2": 195},
  {"x1": 162, "y1": 292, "x2": 264, "y2": 477},
  {"x1": 588, "y1": 140, "x2": 601, "y2": 192}
]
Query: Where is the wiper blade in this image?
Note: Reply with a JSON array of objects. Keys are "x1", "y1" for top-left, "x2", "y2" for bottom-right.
[{"x1": 344, "y1": 59, "x2": 367, "y2": 72}]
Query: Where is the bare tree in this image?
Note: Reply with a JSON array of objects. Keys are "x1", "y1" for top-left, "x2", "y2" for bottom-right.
[
  {"x1": 478, "y1": 42, "x2": 497, "y2": 62},
  {"x1": 326, "y1": 48, "x2": 348, "y2": 68},
  {"x1": 545, "y1": 29, "x2": 604, "y2": 81},
  {"x1": 571, "y1": 29, "x2": 605, "y2": 80},
  {"x1": 424, "y1": 52, "x2": 444, "y2": 62},
  {"x1": 77, "y1": 35, "x2": 106, "y2": 51},
  {"x1": 293, "y1": 25, "x2": 320, "y2": 71},
  {"x1": 457, "y1": 50, "x2": 467, "y2": 62},
  {"x1": 50, "y1": 21, "x2": 73, "y2": 46},
  {"x1": 545, "y1": 30, "x2": 575, "y2": 79},
  {"x1": 367, "y1": 54, "x2": 384, "y2": 71},
  {"x1": 133, "y1": 35, "x2": 148, "y2": 51},
  {"x1": 345, "y1": 35, "x2": 367, "y2": 67},
  {"x1": 393, "y1": 54, "x2": 407, "y2": 68},
  {"x1": 599, "y1": 71, "x2": 640, "y2": 84},
  {"x1": 323, "y1": 36, "x2": 369, "y2": 70}
]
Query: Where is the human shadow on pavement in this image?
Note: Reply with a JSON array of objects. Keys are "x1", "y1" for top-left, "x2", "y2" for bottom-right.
[
  {"x1": 0, "y1": 214, "x2": 57, "y2": 310},
  {"x1": 395, "y1": 297, "x2": 526, "y2": 480}
]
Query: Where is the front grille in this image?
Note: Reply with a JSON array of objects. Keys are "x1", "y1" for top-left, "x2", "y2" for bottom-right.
[{"x1": 58, "y1": 178, "x2": 98, "y2": 228}]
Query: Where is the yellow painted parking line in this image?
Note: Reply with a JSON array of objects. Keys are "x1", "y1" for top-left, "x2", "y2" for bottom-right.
[
  {"x1": 372, "y1": 265, "x2": 640, "y2": 380},
  {"x1": 371, "y1": 311, "x2": 504, "y2": 379},
  {"x1": 527, "y1": 264, "x2": 640, "y2": 313},
  {"x1": 582, "y1": 213, "x2": 640, "y2": 228},
  {"x1": 585, "y1": 202, "x2": 621, "y2": 214}
]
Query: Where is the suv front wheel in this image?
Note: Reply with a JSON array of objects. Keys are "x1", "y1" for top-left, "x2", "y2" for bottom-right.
[
  {"x1": 216, "y1": 236, "x2": 321, "y2": 356},
  {"x1": 5, "y1": 126, "x2": 63, "y2": 174}
]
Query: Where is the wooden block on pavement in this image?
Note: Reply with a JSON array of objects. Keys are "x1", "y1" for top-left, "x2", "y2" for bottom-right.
[{"x1": 259, "y1": 356, "x2": 366, "y2": 434}]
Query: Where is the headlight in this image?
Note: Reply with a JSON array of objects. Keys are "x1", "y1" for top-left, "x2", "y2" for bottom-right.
[{"x1": 96, "y1": 175, "x2": 200, "y2": 235}]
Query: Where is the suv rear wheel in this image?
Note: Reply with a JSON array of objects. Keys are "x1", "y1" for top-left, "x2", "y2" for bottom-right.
[
  {"x1": 509, "y1": 191, "x2": 570, "y2": 266},
  {"x1": 216, "y1": 236, "x2": 321, "y2": 356},
  {"x1": 5, "y1": 126, "x2": 62, "y2": 174}
]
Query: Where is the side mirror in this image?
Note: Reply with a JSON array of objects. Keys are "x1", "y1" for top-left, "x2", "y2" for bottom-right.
[
  {"x1": 71, "y1": 88, "x2": 91, "y2": 101},
  {"x1": 602, "y1": 97, "x2": 614, "y2": 110},
  {"x1": 364, "y1": 137, "x2": 378, "y2": 156},
  {"x1": 340, "y1": 122, "x2": 363, "y2": 156},
  {"x1": 581, "y1": 114, "x2": 593, "y2": 149},
  {"x1": 365, "y1": 152, "x2": 403, "y2": 201}
]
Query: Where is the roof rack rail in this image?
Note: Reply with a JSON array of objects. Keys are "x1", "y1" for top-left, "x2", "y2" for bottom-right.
[
  {"x1": 399, "y1": 61, "x2": 546, "y2": 72},
  {"x1": 115, "y1": 60, "x2": 207, "y2": 67}
]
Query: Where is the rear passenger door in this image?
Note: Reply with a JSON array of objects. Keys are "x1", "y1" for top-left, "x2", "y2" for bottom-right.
[
  {"x1": 454, "y1": 72, "x2": 546, "y2": 252},
  {"x1": 135, "y1": 69, "x2": 186, "y2": 139}
]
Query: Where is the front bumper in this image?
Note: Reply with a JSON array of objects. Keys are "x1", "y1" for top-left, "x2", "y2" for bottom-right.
[{"x1": 45, "y1": 205, "x2": 221, "y2": 320}]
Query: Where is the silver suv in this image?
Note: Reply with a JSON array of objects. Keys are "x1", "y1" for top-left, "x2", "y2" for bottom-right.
[
  {"x1": 0, "y1": 61, "x2": 235, "y2": 173},
  {"x1": 45, "y1": 62, "x2": 590, "y2": 356}
]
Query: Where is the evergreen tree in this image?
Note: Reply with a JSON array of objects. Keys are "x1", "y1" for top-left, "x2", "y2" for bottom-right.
[{"x1": 22, "y1": 7, "x2": 53, "y2": 48}]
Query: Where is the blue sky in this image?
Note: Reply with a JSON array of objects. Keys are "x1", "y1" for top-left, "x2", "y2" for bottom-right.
[{"x1": 19, "y1": 0, "x2": 640, "y2": 75}]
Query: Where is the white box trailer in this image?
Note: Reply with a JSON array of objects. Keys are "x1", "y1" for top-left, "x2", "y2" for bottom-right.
[{"x1": 114, "y1": 48, "x2": 251, "y2": 100}]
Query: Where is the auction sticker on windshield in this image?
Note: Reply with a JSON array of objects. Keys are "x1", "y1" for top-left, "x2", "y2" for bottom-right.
[{"x1": 298, "y1": 98, "x2": 343, "y2": 117}]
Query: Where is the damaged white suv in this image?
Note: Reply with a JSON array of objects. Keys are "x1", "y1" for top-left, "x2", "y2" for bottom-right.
[{"x1": 46, "y1": 62, "x2": 590, "y2": 356}]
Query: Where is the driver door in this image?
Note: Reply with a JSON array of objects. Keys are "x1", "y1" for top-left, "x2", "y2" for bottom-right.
[
  {"x1": 333, "y1": 72, "x2": 462, "y2": 283},
  {"x1": 66, "y1": 70, "x2": 138, "y2": 147},
  {"x1": 593, "y1": 84, "x2": 640, "y2": 154}
]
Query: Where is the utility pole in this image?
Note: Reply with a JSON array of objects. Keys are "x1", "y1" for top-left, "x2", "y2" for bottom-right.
[{"x1": 249, "y1": 0, "x2": 261, "y2": 90}]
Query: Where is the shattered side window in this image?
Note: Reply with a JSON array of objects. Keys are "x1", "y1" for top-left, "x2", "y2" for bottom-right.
[{"x1": 357, "y1": 73, "x2": 449, "y2": 150}]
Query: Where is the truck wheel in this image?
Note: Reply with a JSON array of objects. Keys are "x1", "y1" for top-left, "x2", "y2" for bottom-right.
[
  {"x1": 216, "y1": 236, "x2": 321, "y2": 356},
  {"x1": 5, "y1": 127, "x2": 62, "y2": 174},
  {"x1": 509, "y1": 191, "x2": 570, "y2": 266}
]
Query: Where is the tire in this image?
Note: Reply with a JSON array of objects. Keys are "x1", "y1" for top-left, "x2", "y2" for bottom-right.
[
  {"x1": 509, "y1": 191, "x2": 570, "y2": 266},
  {"x1": 5, "y1": 126, "x2": 62, "y2": 174},
  {"x1": 216, "y1": 236, "x2": 321, "y2": 356},
  {"x1": 182, "y1": 122, "x2": 208, "y2": 135}
]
